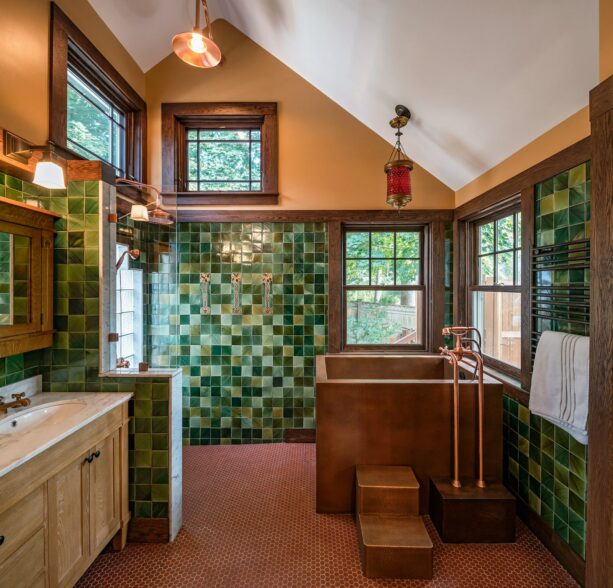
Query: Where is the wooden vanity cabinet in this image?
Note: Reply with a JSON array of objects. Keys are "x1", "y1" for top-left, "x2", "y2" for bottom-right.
[
  {"x1": 0, "y1": 401, "x2": 130, "y2": 588},
  {"x1": 0, "y1": 196, "x2": 60, "y2": 358}
]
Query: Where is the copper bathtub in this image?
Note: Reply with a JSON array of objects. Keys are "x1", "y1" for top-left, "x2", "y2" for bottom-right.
[{"x1": 315, "y1": 354, "x2": 503, "y2": 513}]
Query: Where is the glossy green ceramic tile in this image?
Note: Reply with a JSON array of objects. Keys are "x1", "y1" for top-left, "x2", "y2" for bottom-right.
[
  {"x1": 177, "y1": 222, "x2": 327, "y2": 445},
  {"x1": 504, "y1": 395, "x2": 587, "y2": 559},
  {"x1": 0, "y1": 173, "x2": 172, "y2": 519}
]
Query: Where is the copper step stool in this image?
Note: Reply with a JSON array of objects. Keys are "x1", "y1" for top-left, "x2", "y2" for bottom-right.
[{"x1": 355, "y1": 465, "x2": 433, "y2": 579}]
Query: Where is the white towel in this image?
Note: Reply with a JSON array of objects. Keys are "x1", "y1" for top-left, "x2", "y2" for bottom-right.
[{"x1": 530, "y1": 331, "x2": 589, "y2": 445}]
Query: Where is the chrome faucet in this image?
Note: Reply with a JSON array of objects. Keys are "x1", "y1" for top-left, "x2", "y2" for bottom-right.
[{"x1": 0, "y1": 393, "x2": 31, "y2": 415}]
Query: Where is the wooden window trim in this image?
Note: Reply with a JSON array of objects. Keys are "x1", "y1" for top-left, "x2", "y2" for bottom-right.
[
  {"x1": 340, "y1": 224, "x2": 429, "y2": 352},
  {"x1": 161, "y1": 102, "x2": 278, "y2": 205},
  {"x1": 49, "y1": 3, "x2": 147, "y2": 183},
  {"x1": 454, "y1": 137, "x2": 591, "y2": 393},
  {"x1": 465, "y1": 199, "x2": 522, "y2": 379}
]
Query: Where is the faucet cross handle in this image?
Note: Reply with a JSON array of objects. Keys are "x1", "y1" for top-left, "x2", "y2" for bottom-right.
[{"x1": 11, "y1": 393, "x2": 25, "y2": 400}]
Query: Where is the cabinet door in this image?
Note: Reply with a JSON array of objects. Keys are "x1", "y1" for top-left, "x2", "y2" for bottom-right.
[
  {"x1": 89, "y1": 429, "x2": 120, "y2": 556},
  {"x1": 0, "y1": 527, "x2": 46, "y2": 588},
  {"x1": 48, "y1": 451, "x2": 90, "y2": 588}
]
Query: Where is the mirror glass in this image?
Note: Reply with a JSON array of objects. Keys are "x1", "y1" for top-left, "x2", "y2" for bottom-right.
[{"x1": 0, "y1": 232, "x2": 31, "y2": 326}]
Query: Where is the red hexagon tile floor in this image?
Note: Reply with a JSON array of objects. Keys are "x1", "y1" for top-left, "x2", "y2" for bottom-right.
[{"x1": 78, "y1": 444, "x2": 578, "y2": 587}]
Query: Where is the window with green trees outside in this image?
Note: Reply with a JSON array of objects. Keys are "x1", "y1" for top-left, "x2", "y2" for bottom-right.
[
  {"x1": 344, "y1": 228, "x2": 425, "y2": 348},
  {"x1": 67, "y1": 67, "x2": 126, "y2": 176}
]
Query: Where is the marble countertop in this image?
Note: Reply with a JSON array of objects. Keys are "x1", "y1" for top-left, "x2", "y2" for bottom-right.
[{"x1": 0, "y1": 392, "x2": 132, "y2": 478}]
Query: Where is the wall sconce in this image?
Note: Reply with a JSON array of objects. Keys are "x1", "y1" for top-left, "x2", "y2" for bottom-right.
[
  {"x1": 116, "y1": 178, "x2": 174, "y2": 225},
  {"x1": 3, "y1": 131, "x2": 66, "y2": 190},
  {"x1": 384, "y1": 105, "x2": 414, "y2": 210}
]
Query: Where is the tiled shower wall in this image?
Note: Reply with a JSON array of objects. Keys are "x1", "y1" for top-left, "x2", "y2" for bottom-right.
[
  {"x1": 0, "y1": 172, "x2": 172, "y2": 520},
  {"x1": 503, "y1": 161, "x2": 590, "y2": 559},
  {"x1": 177, "y1": 222, "x2": 328, "y2": 444}
]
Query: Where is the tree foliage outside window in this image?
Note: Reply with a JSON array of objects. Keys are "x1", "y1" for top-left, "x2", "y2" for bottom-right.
[
  {"x1": 344, "y1": 229, "x2": 425, "y2": 347},
  {"x1": 67, "y1": 68, "x2": 126, "y2": 175},
  {"x1": 186, "y1": 129, "x2": 262, "y2": 192}
]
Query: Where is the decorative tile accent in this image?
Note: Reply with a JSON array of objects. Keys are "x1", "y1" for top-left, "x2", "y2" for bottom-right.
[{"x1": 177, "y1": 223, "x2": 328, "y2": 445}]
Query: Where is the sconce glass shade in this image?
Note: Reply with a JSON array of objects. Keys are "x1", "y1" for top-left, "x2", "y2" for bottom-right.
[
  {"x1": 385, "y1": 160, "x2": 413, "y2": 209},
  {"x1": 172, "y1": 29, "x2": 221, "y2": 68},
  {"x1": 130, "y1": 204, "x2": 149, "y2": 222},
  {"x1": 33, "y1": 161, "x2": 66, "y2": 190}
]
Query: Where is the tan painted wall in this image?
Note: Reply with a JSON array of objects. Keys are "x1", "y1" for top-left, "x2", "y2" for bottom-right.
[
  {"x1": 0, "y1": 0, "x2": 144, "y2": 146},
  {"x1": 454, "y1": 107, "x2": 590, "y2": 206},
  {"x1": 602, "y1": 0, "x2": 613, "y2": 80},
  {"x1": 146, "y1": 20, "x2": 454, "y2": 210}
]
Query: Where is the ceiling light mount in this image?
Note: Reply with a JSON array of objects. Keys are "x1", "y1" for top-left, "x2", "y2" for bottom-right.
[
  {"x1": 384, "y1": 104, "x2": 414, "y2": 210},
  {"x1": 172, "y1": 0, "x2": 222, "y2": 68}
]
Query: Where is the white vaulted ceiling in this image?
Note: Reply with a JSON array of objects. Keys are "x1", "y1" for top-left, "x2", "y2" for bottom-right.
[{"x1": 88, "y1": 0, "x2": 599, "y2": 190}]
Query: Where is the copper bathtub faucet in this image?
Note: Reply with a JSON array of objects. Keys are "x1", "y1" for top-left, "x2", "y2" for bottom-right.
[
  {"x1": 439, "y1": 326, "x2": 486, "y2": 490},
  {"x1": 0, "y1": 392, "x2": 31, "y2": 415}
]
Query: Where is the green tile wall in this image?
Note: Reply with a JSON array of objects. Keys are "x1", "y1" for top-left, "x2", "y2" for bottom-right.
[
  {"x1": 177, "y1": 222, "x2": 327, "y2": 444},
  {"x1": 504, "y1": 396, "x2": 587, "y2": 558},
  {"x1": 0, "y1": 172, "x2": 171, "y2": 519},
  {"x1": 503, "y1": 161, "x2": 591, "y2": 560}
]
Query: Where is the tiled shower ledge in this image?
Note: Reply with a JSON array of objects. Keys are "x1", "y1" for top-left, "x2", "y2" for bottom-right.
[{"x1": 99, "y1": 368, "x2": 182, "y2": 379}]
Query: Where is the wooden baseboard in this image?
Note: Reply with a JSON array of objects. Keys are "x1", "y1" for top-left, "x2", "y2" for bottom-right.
[
  {"x1": 283, "y1": 428, "x2": 316, "y2": 443},
  {"x1": 516, "y1": 501, "x2": 585, "y2": 586},
  {"x1": 127, "y1": 518, "x2": 170, "y2": 543}
]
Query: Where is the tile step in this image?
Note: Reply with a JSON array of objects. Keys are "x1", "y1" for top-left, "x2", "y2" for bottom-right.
[
  {"x1": 356, "y1": 465, "x2": 419, "y2": 515},
  {"x1": 357, "y1": 514, "x2": 433, "y2": 579}
]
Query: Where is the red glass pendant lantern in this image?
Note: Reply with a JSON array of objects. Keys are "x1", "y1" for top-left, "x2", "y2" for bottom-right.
[{"x1": 385, "y1": 105, "x2": 414, "y2": 210}]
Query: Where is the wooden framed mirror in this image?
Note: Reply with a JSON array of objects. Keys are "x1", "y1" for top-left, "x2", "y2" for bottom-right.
[{"x1": 0, "y1": 196, "x2": 59, "y2": 357}]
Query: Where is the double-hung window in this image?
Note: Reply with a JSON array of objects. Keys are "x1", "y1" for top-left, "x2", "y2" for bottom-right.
[
  {"x1": 470, "y1": 209, "x2": 522, "y2": 372},
  {"x1": 343, "y1": 227, "x2": 425, "y2": 349}
]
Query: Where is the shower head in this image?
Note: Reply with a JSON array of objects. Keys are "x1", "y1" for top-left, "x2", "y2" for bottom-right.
[{"x1": 116, "y1": 248, "x2": 140, "y2": 270}]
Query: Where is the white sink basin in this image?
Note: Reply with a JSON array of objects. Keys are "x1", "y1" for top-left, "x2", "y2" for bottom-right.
[{"x1": 0, "y1": 401, "x2": 87, "y2": 435}]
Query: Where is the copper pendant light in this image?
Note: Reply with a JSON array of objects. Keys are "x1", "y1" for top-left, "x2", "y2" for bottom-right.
[
  {"x1": 172, "y1": 0, "x2": 221, "y2": 68},
  {"x1": 384, "y1": 105, "x2": 414, "y2": 210}
]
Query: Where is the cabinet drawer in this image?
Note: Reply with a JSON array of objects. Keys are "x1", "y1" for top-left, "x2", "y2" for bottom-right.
[
  {"x1": 0, "y1": 527, "x2": 45, "y2": 588},
  {"x1": 0, "y1": 485, "x2": 44, "y2": 565}
]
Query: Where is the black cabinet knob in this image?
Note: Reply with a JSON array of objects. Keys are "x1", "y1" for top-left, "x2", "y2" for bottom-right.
[
  {"x1": 0, "y1": 535, "x2": 5, "y2": 545},
  {"x1": 93, "y1": 450, "x2": 101, "y2": 459}
]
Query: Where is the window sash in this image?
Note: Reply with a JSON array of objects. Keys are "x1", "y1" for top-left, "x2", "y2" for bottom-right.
[
  {"x1": 67, "y1": 67, "x2": 127, "y2": 176},
  {"x1": 468, "y1": 206, "x2": 521, "y2": 375},
  {"x1": 185, "y1": 127, "x2": 262, "y2": 192},
  {"x1": 342, "y1": 227, "x2": 426, "y2": 350}
]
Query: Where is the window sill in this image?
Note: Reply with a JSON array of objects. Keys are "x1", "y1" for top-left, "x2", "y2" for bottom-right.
[
  {"x1": 169, "y1": 192, "x2": 279, "y2": 206},
  {"x1": 458, "y1": 358, "x2": 529, "y2": 405}
]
